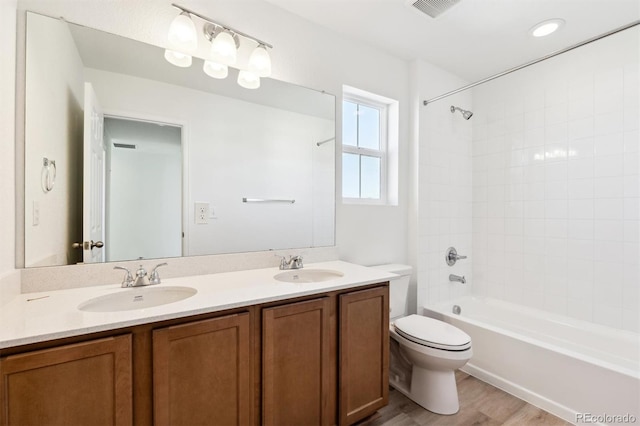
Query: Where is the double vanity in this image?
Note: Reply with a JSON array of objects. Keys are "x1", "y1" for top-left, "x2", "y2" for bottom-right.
[{"x1": 0, "y1": 261, "x2": 395, "y2": 426}]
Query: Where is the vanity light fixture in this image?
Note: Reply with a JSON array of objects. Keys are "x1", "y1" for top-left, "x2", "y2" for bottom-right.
[
  {"x1": 165, "y1": 10, "x2": 197, "y2": 68},
  {"x1": 203, "y1": 60, "x2": 228, "y2": 79},
  {"x1": 167, "y1": 11, "x2": 198, "y2": 51},
  {"x1": 530, "y1": 19, "x2": 565, "y2": 37},
  {"x1": 248, "y1": 44, "x2": 272, "y2": 77},
  {"x1": 237, "y1": 70, "x2": 261, "y2": 89},
  {"x1": 164, "y1": 49, "x2": 193, "y2": 68},
  {"x1": 210, "y1": 29, "x2": 238, "y2": 65},
  {"x1": 165, "y1": 3, "x2": 274, "y2": 89}
]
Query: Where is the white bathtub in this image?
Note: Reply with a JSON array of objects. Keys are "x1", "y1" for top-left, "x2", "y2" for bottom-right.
[{"x1": 424, "y1": 297, "x2": 640, "y2": 425}]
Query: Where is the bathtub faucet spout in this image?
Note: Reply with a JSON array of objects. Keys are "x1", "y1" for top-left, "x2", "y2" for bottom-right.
[{"x1": 449, "y1": 274, "x2": 466, "y2": 284}]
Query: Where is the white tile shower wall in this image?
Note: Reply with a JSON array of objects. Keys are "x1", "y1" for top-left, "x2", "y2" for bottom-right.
[
  {"x1": 471, "y1": 27, "x2": 639, "y2": 332},
  {"x1": 415, "y1": 61, "x2": 473, "y2": 307}
]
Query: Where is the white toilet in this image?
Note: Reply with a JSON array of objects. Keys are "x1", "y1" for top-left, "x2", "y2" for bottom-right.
[{"x1": 373, "y1": 264, "x2": 472, "y2": 415}]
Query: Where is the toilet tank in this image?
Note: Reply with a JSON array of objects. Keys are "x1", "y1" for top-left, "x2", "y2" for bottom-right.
[{"x1": 371, "y1": 264, "x2": 413, "y2": 320}]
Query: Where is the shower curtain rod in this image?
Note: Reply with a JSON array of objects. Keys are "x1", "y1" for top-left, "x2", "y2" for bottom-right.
[{"x1": 422, "y1": 20, "x2": 640, "y2": 106}]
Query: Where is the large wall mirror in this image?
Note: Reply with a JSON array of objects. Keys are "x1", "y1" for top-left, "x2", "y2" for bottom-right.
[{"x1": 23, "y1": 11, "x2": 336, "y2": 268}]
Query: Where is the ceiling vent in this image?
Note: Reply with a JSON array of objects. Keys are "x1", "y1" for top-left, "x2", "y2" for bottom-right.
[{"x1": 410, "y1": 0, "x2": 462, "y2": 18}]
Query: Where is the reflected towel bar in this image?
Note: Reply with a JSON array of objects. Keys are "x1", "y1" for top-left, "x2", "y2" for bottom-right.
[
  {"x1": 242, "y1": 198, "x2": 295, "y2": 204},
  {"x1": 316, "y1": 137, "x2": 335, "y2": 147}
]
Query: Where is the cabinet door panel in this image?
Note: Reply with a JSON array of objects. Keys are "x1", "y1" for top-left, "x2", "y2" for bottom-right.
[
  {"x1": 153, "y1": 312, "x2": 251, "y2": 426},
  {"x1": 263, "y1": 297, "x2": 332, "y2": 426},
  {"x1": 339, "y1": 286, "x2": 389, "y2": 425},
  {"x1": 0, "y1": 334, "x2": 132, "y2": 426}
]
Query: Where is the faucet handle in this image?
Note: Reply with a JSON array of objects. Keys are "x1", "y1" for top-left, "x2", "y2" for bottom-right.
[
  {"x1": 114, "y1": 266, "x2": 134, "y2": 287},
  {"x1": 291, "y1": 255, "x2": 303, "y2": 269},
  {"x1": 275, "y1": 254, "x2": 288, "y2": 270},
  {"x1": 445, "y1": 247, "x2": 467, "y2": 266},
  {"x1": 149, "y1": 263, "x2": 168, "y2": 285}
]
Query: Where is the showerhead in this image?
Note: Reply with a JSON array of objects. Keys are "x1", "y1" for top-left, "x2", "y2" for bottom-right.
[{"x1": 450, "y1": 105, "x2": 473, "y2": 120}]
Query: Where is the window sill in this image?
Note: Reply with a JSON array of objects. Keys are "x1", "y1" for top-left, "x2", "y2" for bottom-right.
[{"x1": 342, "y1": 198, "x2": 396, "y2": 207}]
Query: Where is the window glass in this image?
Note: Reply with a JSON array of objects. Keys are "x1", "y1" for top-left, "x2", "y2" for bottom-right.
[
  {"x1": 342, "y1": 152, "x2": 360, "y2": 198},
  {"x1": 357, "y1": 105, "x2": 380, "y2": 150},
  {"x1": 342, "y1": 89, "x2": 394, "y2": 203},
  {"x1": 342, "y1": 101, "x2": 358, "y2": 147},
  {"x1": 360, "y1": 155, "x2": 380, "y2": 199}
]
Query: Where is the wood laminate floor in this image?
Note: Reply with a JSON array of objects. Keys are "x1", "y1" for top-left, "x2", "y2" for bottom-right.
[{"x1": 360, "y1": 371, "x2": 573, "y2": 426}]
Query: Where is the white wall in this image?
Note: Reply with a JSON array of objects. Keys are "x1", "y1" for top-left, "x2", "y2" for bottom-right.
[
  {"x1": 23, "y1": 12, "x2": 84, "y2": 267},
  {"x1": 413, "y1": 60, "x2": 473, "y2": 311},
  {"x1": 0, "y1": 0, "x2": 18, "y2": 299},
  {"x1": 471, "y1": 27, "x2": 639, "y2": 332},
  {"x1": 87, "y1": 68, "x2": 333, "y2": 255},
  {"x1": 11, "y1": 0, "x2": 410, "y2": 277}
]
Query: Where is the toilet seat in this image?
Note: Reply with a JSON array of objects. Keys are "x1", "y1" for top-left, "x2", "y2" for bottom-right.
[{"x1": 393, "y1": 315, "x2": 471, "y2": 351}]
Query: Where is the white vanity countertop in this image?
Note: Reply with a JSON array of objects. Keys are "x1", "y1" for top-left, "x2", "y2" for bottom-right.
[{"x1": 0, "y1": 261, "x2": 396, "y2": 349}]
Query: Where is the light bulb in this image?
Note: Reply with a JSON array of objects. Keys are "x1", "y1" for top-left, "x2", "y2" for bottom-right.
[
  {"x1": 248, "y1": 45, "x2": 271, "y2": 78},
  {"x1": 237, "y1": 70, "x2": 260, "y2": 89},
  {"x1": 168, "y1": 12, "x2": 197, "y2": 51},
  {"x1": 164, "y1": 49, "x2": 192, "y2": 67},
  {"x1": 211, "y1": 30, "x2": 237, "y2": 66},
  {"x1": 203, "y1": 61, "x2": 228, "y2": 79}
]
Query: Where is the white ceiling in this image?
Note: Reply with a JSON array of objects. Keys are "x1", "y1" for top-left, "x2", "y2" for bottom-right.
[{"x1": 264, "y1": 0, "x2": 640, "y2": 82}]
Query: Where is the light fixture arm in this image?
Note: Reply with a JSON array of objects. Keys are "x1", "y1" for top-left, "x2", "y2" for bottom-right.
[
  {"x1": 203, "y1": 23, "x2": 240, "y2": 48},
  {"x1": 171, "y1": 3, "x2": 273, "y2": 49}
]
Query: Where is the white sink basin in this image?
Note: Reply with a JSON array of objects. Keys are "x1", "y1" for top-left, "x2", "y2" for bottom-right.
[
  {"x1": 274, "y1": 269, "x2": 344, "y2": 283},
  {"x1": 78, "y1": 286, "x2": 197, "y2": 312}
]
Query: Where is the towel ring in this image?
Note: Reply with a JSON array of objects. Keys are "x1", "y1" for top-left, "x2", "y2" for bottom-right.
[{"x1": 42, "y1": 157, "x2": 56, "y2": 193}]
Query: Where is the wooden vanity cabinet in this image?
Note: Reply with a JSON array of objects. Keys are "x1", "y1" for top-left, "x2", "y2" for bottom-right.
[
  {"x1": 262, "y1": 297, "x2": 334, "y2": 426},
  {"x1": 339, "y1": 286, "x2": 389, "y2": 425},
  {"x1": 0, "y1": 334, "x2": 132, "y2": 426},
  {"x1": 0, "y1": 282, "x2": 389, "y2": 426},
  {"x1": 152, "y1": 312, "x2": 251, "y2": 426},
  {"x1": 261, "y1": 284, "x2": 389, "y2": 426}
]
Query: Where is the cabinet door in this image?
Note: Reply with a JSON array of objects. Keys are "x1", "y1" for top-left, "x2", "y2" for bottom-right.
[
  {"x1": 0, "y1": 334, "x2": 132, "y2": 426},
  {"x1": 263, "y1": 297, "x2": 333, "y2": 426},
  {"x1": 339, "y1": 286, "x2": 389, "y2": 425},
  {"x1": 152, "y1": 312, "x2": 251, "y2": 426}
]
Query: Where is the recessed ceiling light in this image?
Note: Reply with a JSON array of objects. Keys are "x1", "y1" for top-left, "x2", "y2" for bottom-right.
[{"x1": 530, "y1": 19, "x2": 565, "y2": 37}]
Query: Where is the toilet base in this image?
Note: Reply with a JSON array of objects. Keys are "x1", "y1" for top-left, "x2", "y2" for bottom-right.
[{"x1": 409, "y1": 366, "x2": 460, "y2": 415}]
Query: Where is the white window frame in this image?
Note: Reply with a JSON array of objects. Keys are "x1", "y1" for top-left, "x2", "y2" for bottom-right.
[{"x1": 342, "y1": 93, "x2": 388, "y2": 205}]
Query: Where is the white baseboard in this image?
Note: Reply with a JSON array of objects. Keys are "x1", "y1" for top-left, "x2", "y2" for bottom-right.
[{"x1": 461, "y1": 363, "x2": 590, "y2": 426}]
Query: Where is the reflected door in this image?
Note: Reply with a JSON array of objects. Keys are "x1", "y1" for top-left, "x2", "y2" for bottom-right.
[{"x1": 83, "y1": 83, "x2": 106, "y2": 263}]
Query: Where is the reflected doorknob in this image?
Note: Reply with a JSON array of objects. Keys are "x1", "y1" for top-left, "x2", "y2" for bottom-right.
[{"x1": 72, "y1": 240, "x2": 104, "y2": 250}]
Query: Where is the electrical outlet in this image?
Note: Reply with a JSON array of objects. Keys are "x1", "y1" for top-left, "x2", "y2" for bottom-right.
[{"x1": 195, "y1": 202, "x2": 209, "y2": 224}]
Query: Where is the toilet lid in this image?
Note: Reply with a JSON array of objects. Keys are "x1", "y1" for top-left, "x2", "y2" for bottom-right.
[{"x1": 394, "y1": 315, "x2": 471, "y2": 351}]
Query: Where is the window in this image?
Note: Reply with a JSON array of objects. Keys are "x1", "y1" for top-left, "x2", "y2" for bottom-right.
[{"x1": 342, "y1": 94, "x2": 388, "y2": 203}]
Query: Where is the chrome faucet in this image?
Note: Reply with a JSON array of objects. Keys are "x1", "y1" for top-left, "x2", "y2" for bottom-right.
[
  {"x1": 134, "y1": 265, "x2": 148, "y2": 286},
  {"x1": 149, "y1": 263, "x2": 168, "y2": 284},
  {"x1": 446, "y1": 247, "x2": 467, "y2": 266},
  {"x1": 277, "y1": 255, "x2": 304, "y2": 270},
  {"x1": 114, "y1": 266, "x2": 135, "y2": 287},
  {"x1": 114, "y1": 263, "x2": 168, "y2": 287},
  {"x1": 449, "y1": 274, "x2": 466, "y2": 284}
]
